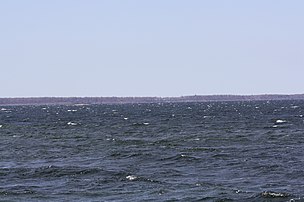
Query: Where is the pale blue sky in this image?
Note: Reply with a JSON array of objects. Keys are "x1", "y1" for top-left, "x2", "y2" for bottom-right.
[{"x1": 0, "y1": 0, "x2": 303, "y2": 97}]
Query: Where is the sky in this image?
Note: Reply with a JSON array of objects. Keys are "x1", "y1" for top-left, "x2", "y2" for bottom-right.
[{"x1": 0, "y1": 0, "x2": 303, "y2": 97}]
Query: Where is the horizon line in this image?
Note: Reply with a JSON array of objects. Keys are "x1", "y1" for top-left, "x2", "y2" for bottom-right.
[{"x1": 1, "y1": 93, "x2": 304, "y2": 99}]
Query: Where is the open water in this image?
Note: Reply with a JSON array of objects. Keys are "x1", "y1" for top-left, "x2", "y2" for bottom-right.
[{"x1": 1, "y1": 100, "x2": 304, "y2": 201}]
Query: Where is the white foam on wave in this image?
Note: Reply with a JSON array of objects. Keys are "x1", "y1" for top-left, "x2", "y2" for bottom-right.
[
  {"x1": 0, "y1": 125, "x2": 2, "y2": 128},
  {"x1": 143, "y1": 122, "x2": 149, "y2": 125},
  {"x1": 1, "y1": 108, "x2": 7, "y2": 111},
  {"x1": 124, "y1": 117, "x2": 128, "y2": 120},
  {"x1": 67, "y1": 109, "x2": 77, "y2": 112},
  {"x1": 276, "y1": 119, "x2": 286, "y2": 123},
  {"x1": 67, "y1": 122, "x2": 77, "y2": 126},
  {"x1": 291, "y1": 106, "x2": 299, "y2": 109},
  {"x1": 126, "y1": 175, "x2": 137, "y2": 181},
  {"x1": 261, "y1": 191, "x2": 290, "y2": 197}
]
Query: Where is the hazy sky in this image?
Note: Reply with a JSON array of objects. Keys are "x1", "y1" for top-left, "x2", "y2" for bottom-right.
[{"x1": 1, "y1": 0, "x2": 303, "y2": 97}]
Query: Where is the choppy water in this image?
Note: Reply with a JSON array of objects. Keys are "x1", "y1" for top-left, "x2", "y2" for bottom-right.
[{"x1": 1, "y1": 100, "x2": 304, "y2": 201}]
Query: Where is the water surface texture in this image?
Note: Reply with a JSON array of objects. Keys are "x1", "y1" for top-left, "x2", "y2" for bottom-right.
[{"x1": 1, "y1": 101, "x2": 304, "y2": 201}]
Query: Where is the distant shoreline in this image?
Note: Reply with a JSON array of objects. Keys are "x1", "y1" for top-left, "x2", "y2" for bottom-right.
[{"x1": 1, "y1": 94, "x2": 304, "y2": 106}]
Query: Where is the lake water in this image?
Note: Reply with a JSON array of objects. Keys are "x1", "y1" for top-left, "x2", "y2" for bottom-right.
[{"x1": 1, "y1": 100, "x2": 304, "y2": 201}]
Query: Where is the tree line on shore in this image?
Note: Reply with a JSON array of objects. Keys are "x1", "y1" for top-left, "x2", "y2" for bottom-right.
[{"x1": 1, "y1": 94, "x2": 304, "y2": 105}]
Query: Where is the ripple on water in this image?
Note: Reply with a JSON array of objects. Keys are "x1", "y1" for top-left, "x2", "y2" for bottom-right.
[{"x1": 1, "y1": 101, "x2": 304, "y2": 201}]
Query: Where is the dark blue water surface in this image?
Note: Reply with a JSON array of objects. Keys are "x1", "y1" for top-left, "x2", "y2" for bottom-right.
[{"x1": 1, "y1": 100, "x2": 304, "y2": 201}]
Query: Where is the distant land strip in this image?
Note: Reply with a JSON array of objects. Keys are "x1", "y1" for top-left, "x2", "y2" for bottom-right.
[{"x1": 1, "y1": 94, "x2": 304, "y2": 106}]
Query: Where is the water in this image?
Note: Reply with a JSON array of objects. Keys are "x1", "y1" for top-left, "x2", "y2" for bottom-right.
[{"x1": 1, "y1": 100, "x2": 304, "y2": 201}]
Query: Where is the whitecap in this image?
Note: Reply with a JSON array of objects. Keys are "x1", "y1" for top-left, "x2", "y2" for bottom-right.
[
  {"x1": 143, "y1": 122, "x2": 149, "y2": 125},
  {"x1": 276, "y1": 120, "x2": 286, "y2": 123},
  {"x1": 67, "y1": 122, "x2": 77, "y2": 126},
  {"x1": 272, "y1": 125, "x2": 278, "y2": 128},
  {"x1": 67, "y1": 109, "x2": 77, "y2": 112},
  {"x1": 291, "y1": 106, "x2": 299, "y2": 109},
  {"x1": 126, "y1": 175, "x2": 137, "y2": 181},
  {"x1": 0, "y1": 125, "x2": 2, "y2": 128},
  {"x1": 1, "y1": 108, "x2": 7, "y2": 111},
  {"x1": 261, "y1": 191, "x2": 290, "y2": 198},
  {"x1": 124, "y1": 117, "x2": 128, "y2": 120}
]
